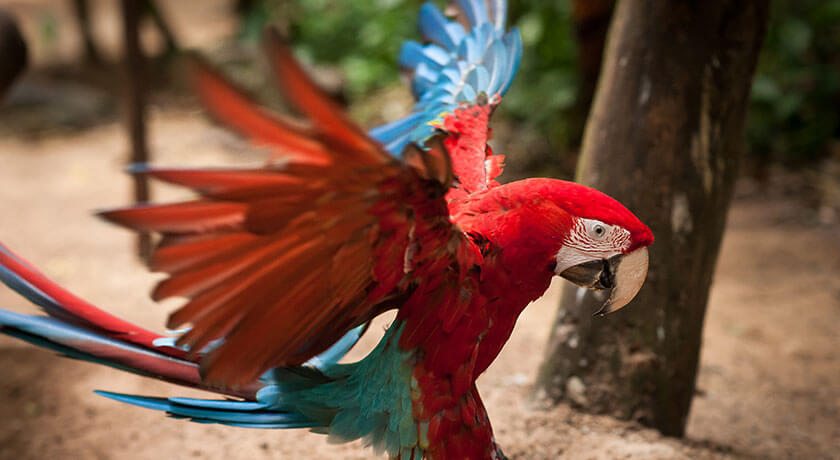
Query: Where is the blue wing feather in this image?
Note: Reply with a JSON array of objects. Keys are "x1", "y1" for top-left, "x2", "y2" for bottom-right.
[
  {"x1": 369, "y1": 0, "x2": 521, "y2": 157},
  {"x1": 418, "y1": 3, "x2": 459, "y2": 49},
  {"x1": 491, "y1": 0, "x2": 507, "y2": 29},
  {"x1": 458, "y1": 0, "x2": 488, "y2": 27}
]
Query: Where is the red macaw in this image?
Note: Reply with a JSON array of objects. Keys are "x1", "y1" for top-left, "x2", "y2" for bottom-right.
[{"x1": 0, "y1": 1, "x2": 652, "y2": 459}]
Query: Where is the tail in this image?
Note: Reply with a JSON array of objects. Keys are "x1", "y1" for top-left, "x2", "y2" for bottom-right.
[
  {"x1": 0, "y1": 243, "x2": 407, "y2": 448},
  {"x1": 94, "y1": 323, "x2": 365, "y2": 429},
  {"x1": 0, "y1": 242, "x2": 370, "y2": 428},
  {"x1": 0, "y1": 242, "x2": 258, "y2": 399}
]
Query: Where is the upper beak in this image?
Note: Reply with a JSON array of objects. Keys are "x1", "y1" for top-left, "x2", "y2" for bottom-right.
[{"x1": 558, "y1": 246, "x2": 649, "y2": 315}]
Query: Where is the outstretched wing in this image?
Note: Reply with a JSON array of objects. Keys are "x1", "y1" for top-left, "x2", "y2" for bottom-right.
[
  {"x1": 370, "y1": 0, "x2": 521, "y2": 194},
  {"x1": 100, "y1": 31, "x2": 478, "y2": 387}
]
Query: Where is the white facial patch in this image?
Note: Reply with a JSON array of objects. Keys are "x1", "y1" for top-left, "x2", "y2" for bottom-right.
[
  {"x1": 553, "y1": 245, "x2": 618, "y2": 276},
  {"x1": 564, "y1": 218, "x2": 631, "y2": 254},
  {"x1": 553, "y1": 218, "x2": 632, "y2": 276}
]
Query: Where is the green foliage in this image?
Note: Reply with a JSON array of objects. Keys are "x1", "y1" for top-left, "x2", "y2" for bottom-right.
[
  {"x1": 240, "y1": 0, "x2": 428, "y2": 100},
  {"x1": 497, "y1": 1, "x2": 580, "y2": 178},
  {"x1": 236, "y1": 0, "x2": 840, "y2": 171},
  {"x1": 748, "y1": 0, "x2": 840, "y2": 164},
  {"x1": 292, "y1": 0, "x2": 434, "y2": 99},
  {"x1": 237, "y1": 0, "x2": 580, "y2": 149},
  {"x1": 501, "y1": 1, "x2": 578, "y2": 140}
]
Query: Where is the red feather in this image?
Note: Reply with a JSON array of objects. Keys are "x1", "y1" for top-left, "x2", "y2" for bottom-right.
[
  {"x1": 101, "y1": 201, "x2": 247, "y2": 234},
  {"x1": 189, "y1": 56, "x2": 331, "y2": 165},
  {"x1": 100, "y1": 37, "x2": 469, "y2": 386},
  {"x1": 264, "y1": 30, "x2": 383, "y2": 162}
]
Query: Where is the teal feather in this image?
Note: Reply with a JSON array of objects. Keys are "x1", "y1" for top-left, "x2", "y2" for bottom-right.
[
  {"x1": 280, "y1": 322, "x2": 421, "y2": 457},
  {"x1": 105, "y1": 321, "x2": 425, "y2": 456}
]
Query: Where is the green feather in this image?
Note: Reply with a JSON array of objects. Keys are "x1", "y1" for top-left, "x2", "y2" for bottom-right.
[{"x1": 259, "y1": 321, "x2": 423, "y2": 457}]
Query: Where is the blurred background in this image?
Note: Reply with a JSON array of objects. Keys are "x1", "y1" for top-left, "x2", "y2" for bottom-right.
[{"x1": 0, "y1": 1, "x2": 838, "y2": 459}]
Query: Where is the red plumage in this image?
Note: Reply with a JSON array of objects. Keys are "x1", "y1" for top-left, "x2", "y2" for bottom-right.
[
  {"x1": 96, "y1": 28, "x2": 652, "y2": 460},
  {"x1": 0, "y1": 5, "x2": 655, "y2": 459}
]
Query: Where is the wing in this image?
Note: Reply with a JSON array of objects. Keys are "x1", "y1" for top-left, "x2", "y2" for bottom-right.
[
  {"x1": 370, "y1": 0, "x2": 521, "y2": 194},
  {"x1": 100, "y1": 31, "x2": 479, "y2": 387}
]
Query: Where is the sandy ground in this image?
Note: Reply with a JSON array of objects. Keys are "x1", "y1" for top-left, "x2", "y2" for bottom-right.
[{"x1": 0, "y1": 1, "x2": 839, "y2": 458}]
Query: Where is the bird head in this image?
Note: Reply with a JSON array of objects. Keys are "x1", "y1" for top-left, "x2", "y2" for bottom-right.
[
  {"x1": 465, "y1": 178, "x2": 653, "y2": 315},
  {"x1": 552, "y1": 217, "x2": 652, "y2": 316},
  {"x1": 544, "y1": 179, "x2": 653, "y2": 314}
]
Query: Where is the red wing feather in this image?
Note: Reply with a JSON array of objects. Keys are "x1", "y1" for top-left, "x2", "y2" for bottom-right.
[
  {"x1": 101, "y1": 35, "x2": 479, "y2": 387},
  {"x1": 188, "y1": 55, "x2": 331, "y2": 165},
  {"x1": 135, "y1": 167, "x2": 309, "y2": 199},
  {"x1": 436, "y1": 99, "x2": 501, "y2": 195},
  {"x1": 264, "y1": 29, "x2": 383, "y2": 162},
  {"x1": 150, "y1": 233, "x2": 258, "y2": 272},
  {"x1": 150, "y1": 237, "x2": 285, "y2": 301},
  {"x1": 97, "y1": 36, "x2": 476, "y2": 385},
  {"x1": 100, "y1": 201, "x2": 247, "y2": 234}
]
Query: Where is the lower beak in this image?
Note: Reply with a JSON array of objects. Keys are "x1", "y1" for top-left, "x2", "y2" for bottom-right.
[{"x1": 558, "y1": 246, "x2": 649, "y2": 315}]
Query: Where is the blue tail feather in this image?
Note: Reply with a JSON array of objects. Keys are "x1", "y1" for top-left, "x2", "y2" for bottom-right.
[
  {"x1": 167, "y1": 397, "x2": 266, "y2": 411},
  {"x1": 0, "y1": 309, "x2": 201, "y2": 381},
  {"x1": 0, "y1": 263, "x2": 70, "y2": 322},
  {"x1": 95, "y1": 391, "x2": 324, "y2": 429}
]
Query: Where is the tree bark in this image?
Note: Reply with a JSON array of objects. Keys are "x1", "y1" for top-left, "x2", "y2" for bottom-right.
[
  {"x1": 534, "y1": 0, "x2": 769, "y2": 436},
  {"x1": 567, "y1": 0, "x2": 613, "y2": 149}
]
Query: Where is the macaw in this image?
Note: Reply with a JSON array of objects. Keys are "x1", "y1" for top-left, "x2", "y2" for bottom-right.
[{"x1": 0, "y1": 1, "x2": 653, "y2": 459}]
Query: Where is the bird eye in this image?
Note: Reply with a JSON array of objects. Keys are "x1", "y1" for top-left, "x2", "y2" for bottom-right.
[
  {"x1": 591, "y1": 223, "x2": 608, "y2": 240},
  {"x1": 581, "y1": 218, "x2": 610, "y2": 241}
]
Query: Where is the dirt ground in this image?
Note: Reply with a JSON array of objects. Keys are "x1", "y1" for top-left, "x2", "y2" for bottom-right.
[{"x1": 1, "y1": 1, "x2": 839, "y2": 459}]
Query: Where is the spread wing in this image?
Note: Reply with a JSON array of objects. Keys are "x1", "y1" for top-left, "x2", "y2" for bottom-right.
[
  {"x1": 100, "y1": 32, "x2": 478, "y2": 387},
  {"x1": 370, "y1": 0, "x2": 521, "y2": 194}
]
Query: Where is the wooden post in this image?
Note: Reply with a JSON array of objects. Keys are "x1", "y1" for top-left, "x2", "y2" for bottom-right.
[
  {"x1": 535, "y1": 0, "x2": 770, "y2": 436},
  {"x1": 121, "y1": 0, "x2": 152, "y2": 261}
]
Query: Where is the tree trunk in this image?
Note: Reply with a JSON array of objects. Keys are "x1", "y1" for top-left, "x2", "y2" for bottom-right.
[
  {"x1": 534, "y1": 0, "x2": 769, "y2": 437},
  {"x1": 567, "y1": 0, "x2": 613, "y2": 149}
]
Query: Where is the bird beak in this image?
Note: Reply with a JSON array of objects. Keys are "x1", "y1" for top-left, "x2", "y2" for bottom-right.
[{"x1": 558, "y1": 246, "x2": 649, "y2": 315}]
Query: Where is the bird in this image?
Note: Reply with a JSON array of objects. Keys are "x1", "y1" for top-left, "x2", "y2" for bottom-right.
[{"x1": 0, "y1": 1, "x2": 653, "y2": 459}]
